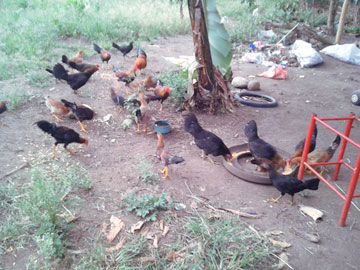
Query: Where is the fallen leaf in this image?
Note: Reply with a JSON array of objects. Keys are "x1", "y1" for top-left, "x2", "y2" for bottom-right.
[
  {"x1": 153, "y1": 235, "x2": 159, "y2": 248},
  {"x1": 159, "y1": 220, "x2": 164, "y2": 231},
  {"x1": 105, "y1": 238, "x2": 126, "y2": 253},
  {"x1": 270, "y1": 238, "x2": 292, "y2": 249},
  {"x1": 162, "y1": 226, "x2": 170, "y2": 237},
  {"x1": 140, "y1": 257, "x2": 155, "y2": 264},
  {"x1": 130, "y1": 221, "x2": 145, "y2": 234},
  {"x1": 167, "y1": 250, "x2": 185, "y2": 262},
  {"x1": 107, "y1": 215, "x2": 125, "y2": 242},
  {"x1": 269, "y1": 230, "x2": 284, "y2": 236}
]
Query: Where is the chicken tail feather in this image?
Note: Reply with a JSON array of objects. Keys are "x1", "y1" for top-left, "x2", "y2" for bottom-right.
[
  {"x1": 304, "y1": 178, "x2": 320, "y2": 190},
  {"x1": 93, "y1": 43, "x2": 101, "y2": 54},
  {"x1": 62, "y1": 55, "x2": 69, "y2": 64},
  {"x1": 53, "y1": 63, "x2": 68, "y2": 81},
  {"x1": 112, "y1": 42, "x2": 120, "y2": 50},
  {"x1": 170, "y1": 156, "x2": 184, "y2": 165},
  {"x1": 36, "y1": 120, "x2": 57, "y2": 134}
]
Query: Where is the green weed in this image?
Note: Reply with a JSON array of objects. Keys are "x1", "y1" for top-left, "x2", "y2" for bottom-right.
[
  {"x1": 134, "y1": 155, "x2": 160, "y2": 184},
  {"x1": 125, "y1": 192, "x2": 172, "y2": 222},
  {"x1": 160, "y1": 70, "x2": 188, "y2": 110}
]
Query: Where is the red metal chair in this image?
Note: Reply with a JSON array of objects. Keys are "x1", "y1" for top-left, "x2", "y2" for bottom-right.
[{"x1": 298, "y1": 113, "x2": 360, "y2": 227}]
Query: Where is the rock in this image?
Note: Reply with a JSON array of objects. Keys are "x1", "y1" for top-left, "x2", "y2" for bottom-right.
[
  {"x1": 247, "y1": 80, "x2": 260, "y2": 91},
  {"x1": 232, "y1": 77, "x2": 248, "y2": 89}
]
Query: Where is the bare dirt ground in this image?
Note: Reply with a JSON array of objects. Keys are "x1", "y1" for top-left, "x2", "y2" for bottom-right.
[{"x1": 1, "y1": 34, "x2": 360, "y2": 269}]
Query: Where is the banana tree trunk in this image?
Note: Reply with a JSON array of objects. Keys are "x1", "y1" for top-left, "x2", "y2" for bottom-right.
[
  {"x1": 187, "y1": 0, "x2": 233, "y2": 113},
  {"x1": 327, "y1": 0, "x2": 339, "y2": 35}
]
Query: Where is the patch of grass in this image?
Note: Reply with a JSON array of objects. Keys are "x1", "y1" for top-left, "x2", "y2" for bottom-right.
[
  {"x1": 182, "y1": 212, "x2": 278, "y2": 269},
  {"x1": 73, "y1": 236, "x2": 147, "y2": 270},
  {"x1": 0, "y1": 0, "x2": 190, "y2": 85},
  {"x1": 0, "y1": 85, "x2": 34, "y2": 111},
  {"x1": 0, "y1": 163, "x2": 91, "y2": 263},
  {"x1": 134, "y1": 155, "x2": 160, "y2": 184},
  {"x1": 125, "y1": 192, "x2": 172, "y2": 222}
]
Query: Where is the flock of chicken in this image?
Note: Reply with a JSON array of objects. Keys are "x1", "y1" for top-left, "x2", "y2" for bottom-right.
[{"x1": 0, "y1": 40, "x2": 342, "y2": 206}]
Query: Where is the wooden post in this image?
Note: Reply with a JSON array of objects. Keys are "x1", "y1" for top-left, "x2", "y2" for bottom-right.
[{"x1": 335, "y1": 0, "x2": 351, "y2": 44}]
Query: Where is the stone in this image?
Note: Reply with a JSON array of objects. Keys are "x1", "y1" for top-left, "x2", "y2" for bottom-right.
[
  {"x1": 231, "y1": 77, "x2": 248, "y2": 89},
  {"x1": 247, "y1": 80, "x2": 261, "y2": 91}
]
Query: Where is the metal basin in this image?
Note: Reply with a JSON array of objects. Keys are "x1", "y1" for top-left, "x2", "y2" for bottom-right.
[{"x1": 223, "y1": 143, "x2": 289, "y2": 185}]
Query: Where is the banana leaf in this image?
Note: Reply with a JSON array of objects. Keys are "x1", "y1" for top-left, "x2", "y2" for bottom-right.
[{"x1": 203, "y1": 0, "x2": 232, "y2": 75}]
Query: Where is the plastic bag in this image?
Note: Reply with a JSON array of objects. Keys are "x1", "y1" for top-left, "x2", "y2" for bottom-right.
[
  {"x1": 320, "y1": 43, "x2": 360, "y2": 66},
  {"x1": 241, "y1": 52, "x2": 265, "y2": 64},
  {"x1": 292, "y1": 40, "x2": 323, "y2": 68},
  {"x1": 256, "y1": 66, "x2": 287, "y2": 80}
]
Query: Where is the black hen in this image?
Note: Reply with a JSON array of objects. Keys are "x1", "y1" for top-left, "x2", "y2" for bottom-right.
[
  {"x1": 244, "y1": 120, "x2": 286, "y2": 171},
  {"x1": 112, "y1": 41, "x2": 134, "y2": 58},
  {"x1": 61, "y1": 99, "x2": 94, "y2": 133},
  {"x1": 36, "y1": 120, "x2": 88, "y2": 159},
  {"x1": 53, "y1": 63, "x2": 98, "y2": 92},
  {"x1": 265, "y1": 163, "x2": 320, "y2": 205},
  {"x1": 184, "y1": 113, "x2": 233, "y2": 163}
]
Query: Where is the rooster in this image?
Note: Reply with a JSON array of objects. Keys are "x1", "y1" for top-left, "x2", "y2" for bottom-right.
[
  {"x1": 61, "y1": 99, "x2": 94, "y2": 133},
  {"x1": 93, "y1": 43, "x2": 111, "y2": 69},
  {"x1": 146, "y1": 80, "x2": 170, "y2": 113},
  {"x1": 290, "y1": 135, "x2": 341, "y2": 175},
  {"x1": 288, "y1": 124, "x2": 318, "y2": 164},
  {"x1": 156, "y1": 132, "x2": 184, "y2": 179},
  {"x1": 36, "y1": 120, "x2": 88, "y2": 159},
  {"x1": 0, "y1": 99, "x2": 9, "y2": 126},
  {"x1": 113, "y1": 66, "x2": 135, "y2": 95},
  {"x1": 112, "y1": 41, "x2": 133, "y2": 58},
  {"x1": 132, "y1": 48, "x2": 147, "y2": 75},
  {"x1": 136, "y1": 92, "x2": 152, "y2": 133}
]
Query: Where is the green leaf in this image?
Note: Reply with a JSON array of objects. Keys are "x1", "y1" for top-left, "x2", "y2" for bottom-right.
[{"x1": 203, "y1": 0, "x2": 232, "y2": 75}]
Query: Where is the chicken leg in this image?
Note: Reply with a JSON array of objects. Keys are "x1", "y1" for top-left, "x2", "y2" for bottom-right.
[
  {"x1": 159, "y1": 166, "x2": 169, "y2": 180},
  {"x1": 78, "y1": 121, "x2": 88, "y2": 133},
  {"x1": 160, "y1": 104, "x2": 163, "y2": 113},
  {"x1": 64, "y1": 147, "x2": 76, "y2": 156},
  {"x1": 52, "y1": 114, "x2": 63, "y2": 122},
  {"x1": 53, "y1": 145, "x2": 57, "y2": 159},
  {"x1": 268, "y1": 194, "x2": 283, "y2": 204},
  {"x1": 137, "y1": 123, "x2": 141, "y2": 133}
]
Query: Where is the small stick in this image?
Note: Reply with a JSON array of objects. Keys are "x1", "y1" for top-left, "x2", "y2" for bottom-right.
[
  {"x1": 0, "y1": 162, "x2": 29, "y2": 180},
  {"x1": 276, "y1": 22, "x2": 300, "y2": 45}
]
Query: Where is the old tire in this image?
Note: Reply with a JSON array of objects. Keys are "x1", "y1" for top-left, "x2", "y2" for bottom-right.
[
  {"x1": 351, "y1": 90, "x2": 360, "y2": 106},
  {"x1": 234, "y1": 92, "x2": 278, "y2": 108}
]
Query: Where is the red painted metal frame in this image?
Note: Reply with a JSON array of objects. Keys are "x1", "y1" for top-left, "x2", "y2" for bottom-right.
[{"x1": 298, "y1": 113, "x2": 360, "y2": 227}]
